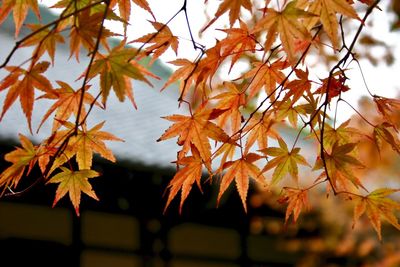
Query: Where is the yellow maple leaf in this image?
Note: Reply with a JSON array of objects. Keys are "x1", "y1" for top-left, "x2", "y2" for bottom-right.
[
  {"x1": 260, "y1": 138, "x2": 310, "y2": 185},
  {"x1": 88, "y1": 43, "x2": 159, "y2": 107},
  {"x1": 0, "y1": 134, "x2": 37, "y2": 193}
]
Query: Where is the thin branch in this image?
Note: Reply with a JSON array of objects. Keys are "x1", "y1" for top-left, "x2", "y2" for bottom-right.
[
  {"x1": 75, "y1": 0, "x2": 111, "y2": 131},
  {"x1": 318, "y1": 0, "x2": 380, "y2": 195}
]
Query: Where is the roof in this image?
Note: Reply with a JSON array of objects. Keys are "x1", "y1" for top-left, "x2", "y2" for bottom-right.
[{"x1": 0, "y1": 6, "x2": 183, "y2": 168}]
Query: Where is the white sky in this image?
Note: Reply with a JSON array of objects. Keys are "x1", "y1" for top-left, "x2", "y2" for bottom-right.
[{"x1": 39, "y1": 0, "x2": 400, "y2": 123}]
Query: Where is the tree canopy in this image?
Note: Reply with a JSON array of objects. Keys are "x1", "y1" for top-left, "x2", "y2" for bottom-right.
[{"x1": 0, "y1": 0, "x2": 400, "y2": 246}]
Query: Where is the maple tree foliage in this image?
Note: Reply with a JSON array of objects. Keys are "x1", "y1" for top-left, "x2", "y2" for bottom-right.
[{"x1": 0, "y1": 0, "x2": 400, "y2": 247}]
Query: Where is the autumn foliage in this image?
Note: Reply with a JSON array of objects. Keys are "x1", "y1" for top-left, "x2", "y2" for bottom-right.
[{"x1": 0, "y1": 0, "x2": 400, "y2": 244}]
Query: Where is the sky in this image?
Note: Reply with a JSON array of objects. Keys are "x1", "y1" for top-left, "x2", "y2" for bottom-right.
[{"x1": 39, "y1": 0, "x2": 400, "y2": 123}]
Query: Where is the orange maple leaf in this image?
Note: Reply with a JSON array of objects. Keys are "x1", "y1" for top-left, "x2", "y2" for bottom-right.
[
  {"x1": 69, "y1": 9, "x2": 115, "y2": 61},
  {"x1": 304, "y1": 0, "x2": 360, "y2": 49},
  {"x1": 164, "y1": 146, "x2": 204, "y2": 213},
  {"x1": 252, "y1": 1, "x2": 314, "y2": 63},
  {"x1": 202, "y1": 0, "x2": 252, "y2": 32},
  {"x1": 110, "y1": 0, "x2": 156, "y2": 33},
  {"x1": 218, "y1": 152, "x2": 267, "y2": 212},
  {"x1": 282, "y1": 68, "x2": 311, "y2": 104},
  {"x1": 48, "y1": 167, "x2": 99, "y2": 216},
  {"x1": 373, "y1": 96, "x2": 400, "y2": 128},
  {"x1": 218, "y1": 20, "x2": 257, "y2": 71},
  {"x1": 162, "y1": 43, "x2": 222, "y2": 98},
  {"x1": 212, "y1": 82, "x2": 246, "y2": 134},
  {"x1": 353, "y1": 188, "x2": 400, "y2": 240},
  {"x1": 0, "y1": 0, "x2": 40, "y2": 37},
  {"x1": 21, "y1": 24, "x2": 65, "y2": 65},
  {"x1": 243, "y1": 113, "x2": 279, "y2": 154},
  {"x1": 278, "y1": 187, "x2": 311, "y2": 224},
  {"x1": 161, "y1": 58, "x2": 197, "y2": 94},
  {"x1": 243, "y1": 59, "x2": 289, "y2": 101},
  {"x1": 158, "y1": 106, "x2": 229, "y2": 165},
  {"x1": 213, "y1": 139, "x2": 240, "y2": 170},
  {"x1": 0, "y1": 134, "x2": 38, "y2": 192},
  {"x1": 0, "y1": 61, "x2": 53, "y2": 133},
  {"x1": 37, "y1": 81, "x2": 102, "y2": 132},
  {"x1": 132, "y1": 21, "x2": 179, "y2": 65},
  {"x1": 193, "y1": 43, "x2": 223, "y2": 93}
]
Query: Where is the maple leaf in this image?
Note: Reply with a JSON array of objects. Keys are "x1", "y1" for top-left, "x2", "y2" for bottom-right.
[
  {"x1": 313, "y1": 142, "x2": 365, "y2": 191},
  {"x1": 161, "y1": 58, "x2": 197, "y2": 94},
  {"x1": 21, "y1": 24, "x2": 65, "y2": 65},
  {"x1": 202, "y1": 0, "x2": 252, "y2": 32},
  {"x1": 252, "y1": 1, "x2": 314, "y2": 63},
  {"x1": 260, "y1": 138, "x2": 310, "y2": 185},
  {"x1": 37, "y1": 81, "x2": 101, "y2": 132},
  {"x1": 132, "y1": 21, "x2": 179, "y2": 65},
  {"x1": 158, "y1": 105, "x2": 229, "y2": 165},
  {"x1": 373, "y1": 123, "x2": 400, "y2": 155},
  {"x1": 0, "y1": 0, "x2": 40, "y2": 37},
  {"x1": 304, "y1": 0, "x2": 360, "y2": 49},
  {"x1": 373, "y1": 96, "x2": 400, "y2": 128},
  {"x1": 132, "y1": 0, "x2": 155, "y2": 18},
  {"x1": 243, "y1": 113, "x2": 279, "y2": 154},
  {"x1": 243, "y1": 59, "x2": 289, "y2": 101},
  {"x1": 218, "y1": 20, "x2": 257, "y2": 72},
  {"x1": 194, "y1": 43, "x2": 223, "y2": 91},
  {"x1": 88, "y1": 43, "x2": 159, "y2": 107},
  {"x1": 217, "y1": 152, "x2": 267, "y2": 212},
  {"x1": 320, "y1": 119, "x2": 365, "y2": 149},
  {"x1": 212, "y1": 82, "x2": 246, "y2": 134},
  {"x1": 162, "y1": 43, "x2": 222, "y2": 98},
  {"x1": 69, "y1": 9, "x2": 115, "y2": 61},
  {"x1": 110, "y1": 0, "x2": 155, "y2": 34},
  {"x1": 164, "y1": 146, "x2": 204, "y2": 213},
  {"x1": 110, "y1": 0, "x2": 155, "y2": 22},
  {"x1": 0, "y1": 134, "x2": 37, "y2": 192},
  {"x1": 65, "y1": 121, "x2": 123, "y2": 170},
  {"x1": 274, "y1": 99, "x2": 302, "y2": 128},
  {"x1": 213, "y1": 139, "x2": 239, "y2": 170},
  {"x1": 48, "y1": 167, "x2": 99, "y2": 216},
  {"x1": 297, "y1": 92, "x2": 329, "y2": 128},
  {"x1": 314, "y1": 74, "x2": 350, "y2": 102},
  {"x1": 282, "y1": 68, "x2": 311, "y2": 104},
  {"x1": 44, "y1": 121, "x2": 123, "y2": 172},
  {"x1": 353, "y1": 188, "x2": 400, "y2": 240},
  {"x1": 278, "y1": 187, "x2": 310, "y2": 224},
  {"x1": 0, "y1": 61, "x2": 53, "y2": 133}
]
